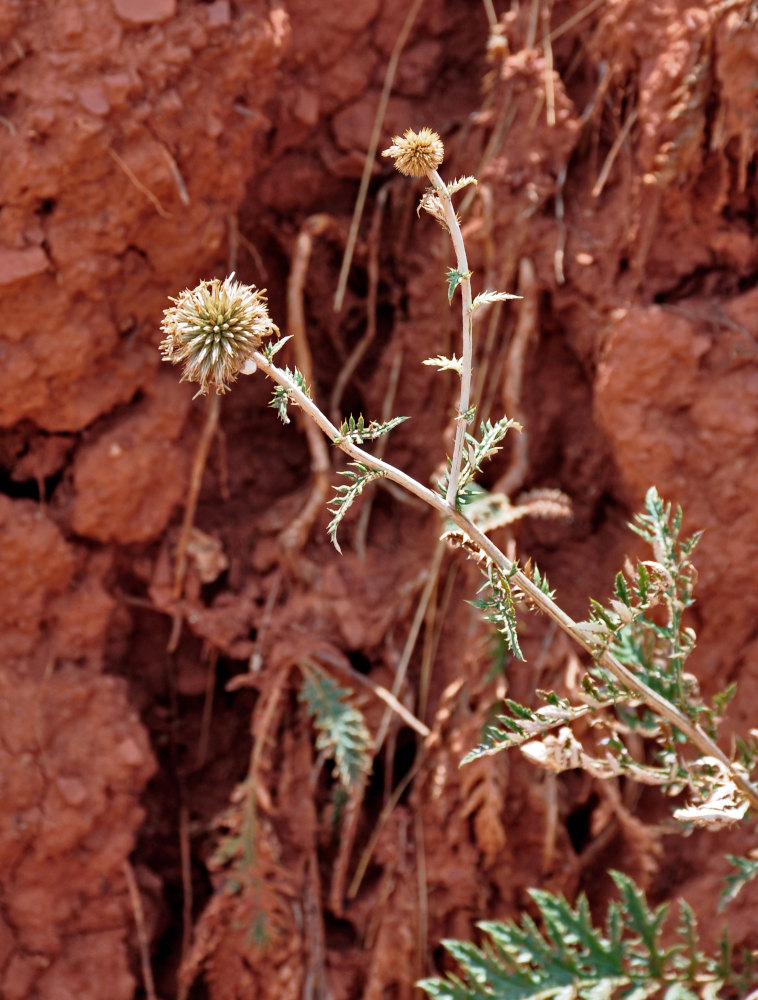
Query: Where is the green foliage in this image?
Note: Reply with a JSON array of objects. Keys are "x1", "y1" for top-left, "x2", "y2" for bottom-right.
[
  {"x1": 446, "y1": 266, "x2": 473, "y2": 302},
  {"x1": 418, "y1": 872, "x2": 730, "y2": 1000},
  {"x1": 461, "y1": 694, "x2": 595, "y2": 765},
  {"x1": 269, "y1": 365, "x2": 309, "y2": 424},
  {"x1": 327, "y1": 461, "x2": 387, "y2": 553},
  {"x1": 261, "y1": 334, "x2": 291, "y2": 361},
  {"x1": 463, "y1": 488, "x2": 756, "y2": 827},
  {"x1": 530, "y1": 564, "x2": 555, "y2": 599},
  {"x1": 458, "y1": 418, "x2": 522, "y2": 489},
  {"x1": 578, "y1": 487, "x2": 738, "y2": 744},
  {"x1": 719, "y1": 853, "x2": 758, "y2": 911},
  {"x1": 298, "y1": 667, "x2": 372, "y2": 789},
  {"x1": 475, "y1": 562, "x2": 524, "y2": 662},
  {"x1": 335, "y1": 413, "x2": 409, "y2": 446}
]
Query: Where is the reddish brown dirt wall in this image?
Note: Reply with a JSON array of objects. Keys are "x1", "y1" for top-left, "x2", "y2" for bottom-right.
[{"x1": 2, "y1": 0, "x2": 758, "y2": 997}]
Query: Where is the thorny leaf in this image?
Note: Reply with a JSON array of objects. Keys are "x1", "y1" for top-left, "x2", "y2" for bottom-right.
[
  {"x1": 475, "y1": 563, "x2": 524, "y2": 662},
  {"x1": 720, "y1": 853, "x2": 758, "y2": 911},
  {"x1": 446, "y1": 267, "x2": 472, "y2": 303},
  {"x1": 423, "y1": 354, "x2": 463, "y2": 375},
  {"x1": 470, "y1": 290, "x2": 522, "y2": 313},
  {"x1": 446, "y1": 175, "x2": 477, "y2": 196},
  {"x1": 327, "y1": 462, "x2": 387, "y2": 553},
  {"x1": 419, "y1": 872, "x2": 727, "y2": 1000},
  {"x1": 461, "y1": 699, "x2": 594, "y2": 764},
  {"x1": 261, "y1": 334, "x2": 292, "y2": 360},
  {"x1": 458, "y1": 417, "x2": 522, "y2": 488},
  {"x1": 299, "y1": 667, "x2": 372, "y2": 789},
  {"x1": 335, "y1": 413, "x2": 408, "y2": 445},
  {"x1": 269, "y1": 365, "x2": 309, "y2": 424}
]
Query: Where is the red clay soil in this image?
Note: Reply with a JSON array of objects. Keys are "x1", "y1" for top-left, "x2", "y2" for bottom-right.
[{"x1": 2, "y1": 1, "x2": 758, "y2": 997}]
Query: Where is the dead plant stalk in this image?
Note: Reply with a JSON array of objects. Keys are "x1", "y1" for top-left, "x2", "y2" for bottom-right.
[
  {"x1": 248, "y1": 347, "x2": 758, "y2": 812},
  {"x1": 427, "y1": 167, "x2": 475, "y2": 508}
]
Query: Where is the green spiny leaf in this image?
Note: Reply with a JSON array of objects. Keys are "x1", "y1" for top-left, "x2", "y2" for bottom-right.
[
  {"x1": 299, "y1": 667, "x2": 372, "y2": 789},
  {"x1": 531, "y1": 565, "x2": 555, "y2": 598},
  {"x1": 335, "y1": 413, "x2": 408, "y2": 445},
  {"x1": 719, "y1": 854, "x2": 758, "y2": 911},
  {"x1": 461, "y1": 697, "x2": 590, "y2": 764},
  {"x1": 262, "y1": 334, "x2": 292, "y2": 360},
  {"x1": 269, "y1": 365, "x2": 310, "y2": 424},
  {"x1": 459, "y1": 417, "x2": 522, "y2": 487},
  {"x1": 270, "y1": 384, "x2": 291, "y2": 424},
  {"x1": 446, "y1": 267, "x2": 472, "y2": 303},
  {"x1": 419, "y1": 873, "x2": 728, "y2": 1000},
  {"x1": 327, "y1": 462, "x2": 386, "y2": 553},
  {"x1": 480, "y1": 565, "x2": 523, "y2": 661},
  {"x1": 610, "y1": 872, "x2": 669, "y2": 978}
]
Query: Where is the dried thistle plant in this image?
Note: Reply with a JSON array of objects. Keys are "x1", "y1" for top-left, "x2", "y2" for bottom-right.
[
  {"x1": 160, "y1": 127, "x2": 758, "y2": 813},
  {"x1": 161, "y1": 123, "x2": 758, "y2": 999}
]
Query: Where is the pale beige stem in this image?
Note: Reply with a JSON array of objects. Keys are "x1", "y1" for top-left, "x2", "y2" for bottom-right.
[
  {"x1": 250, "y1": 350, "x2": 758, "y2": 813},
  {"x1": 427, "y1": 168, "x2": 474, "y2": 507}
]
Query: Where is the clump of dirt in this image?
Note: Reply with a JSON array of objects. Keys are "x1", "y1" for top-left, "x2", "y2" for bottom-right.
[
  {"x1": 0, "y1": 0, "x2": 288, "y2": 995},
  {"x1": 2, "y1": 0, "x2": 758, "y2": 998},
  {"x1": 0, "y1": 668, "x2": 154, "y2": 1000}
]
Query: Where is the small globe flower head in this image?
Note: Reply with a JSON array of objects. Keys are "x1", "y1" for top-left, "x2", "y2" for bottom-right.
[
  {"x1": 382, "y1": 127, "x2": 444, "y2": 178},
  {"x1": 160, "y1": 273, "x2": 278, "y2": 396}
]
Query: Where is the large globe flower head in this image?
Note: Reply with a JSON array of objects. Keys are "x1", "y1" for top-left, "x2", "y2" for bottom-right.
[{"x1": 160, "y1": 273, "x2": 278, "y2": 396}]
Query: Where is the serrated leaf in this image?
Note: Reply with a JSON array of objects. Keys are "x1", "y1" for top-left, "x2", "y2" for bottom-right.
[
  {"x1": 446, "y1": 267, "x2": 472, "y2": 303},
  {"x1": 459, "y1": 417, "x2": 522, "y2": 488},
  {"x1": 299, "y1": 668, "x2": 372, "y2": 789},
  {"x1": 461, "y1": 698, "x2": 592, "y2": 764},
  {"x1": 614, "y1": 571, "x2": 631, "y2": 605},
  {"x1": 419, "y1": 872, "x2": 728, "y2": 1000},
  {"x1": 446, "y1": 175, "x2": 478, "y2": 196},
  {"x1": 269, "y1": 364, "x2": 309, "y2": 425},
  {"x1": 479, "y1": 564, "x2": 523, "y2": 661},
  {"x1": 719, "y1": 854, "x2": 758, "y2": 911},
  {"x1": 531, "y1": 565, "x2": 555, "y2": 598},
  {"x1": 423, "y1": 354, "x2": 463, "y2": 375},
  {"x1": 270, "y1": 384, "x2": 291, "y2": 424},
  {"x1": 610, "y1": 872, "x2": 669, "y2": 977},
  {"x1": 335, "y1": 413, "x2": 408, "y2": 445},
  {"x1": 262, "y1": 334, "x2": 292, "y2": 360},
  {"x1": 327, "y1": 462, "x2": 386, "y2": 553},
  {"x1": 471, "y1": 290, "x2": 522, "y2": 312}
]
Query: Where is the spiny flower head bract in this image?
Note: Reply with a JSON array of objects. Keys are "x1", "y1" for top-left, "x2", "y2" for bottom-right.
[
  {"x1": 382, "y1": 127, "x2": 444, "y2": 178},
  {"x1": 160, "y1": 273, "x2": 278, "y2": 396}
]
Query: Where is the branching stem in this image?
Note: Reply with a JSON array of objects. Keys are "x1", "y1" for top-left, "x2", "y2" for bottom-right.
[{"x1": 251, "y1": 349, "x2": 758, "y2": 813}]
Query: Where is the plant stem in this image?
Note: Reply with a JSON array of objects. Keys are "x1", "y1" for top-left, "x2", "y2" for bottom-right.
[
  {"x1": 427, "y1": 168, "x2": 474, "y2": 508},
  {"x1": 251, "y1": 349, "x2": 758, "y2": 813}
]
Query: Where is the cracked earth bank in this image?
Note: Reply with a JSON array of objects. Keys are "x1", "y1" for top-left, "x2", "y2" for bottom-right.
[{"x1": 1, "y1": 0, "x2": 758, "y2": 997}]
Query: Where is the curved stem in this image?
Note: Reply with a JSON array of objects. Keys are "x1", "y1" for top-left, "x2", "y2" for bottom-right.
[{"x1": 251, "y1": 349, "x2": 758, "y2": 813}]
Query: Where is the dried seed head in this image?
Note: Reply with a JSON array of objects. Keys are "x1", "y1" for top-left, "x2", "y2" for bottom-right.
[
  {"x1": 418, "y1": 189, "x2": 450, "y2": 232},
  {"x1": 382, "y1": 127, "x2": 444, "y2": 178},
  {"x1": 160, "y1": 273, "x2": 278, "y2": 396}
]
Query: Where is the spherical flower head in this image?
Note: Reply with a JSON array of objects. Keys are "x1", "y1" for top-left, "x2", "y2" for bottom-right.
[
  {"x1": 159, "y1": 273, "x2": 278, "y2": 396},
  {"x1": 382, "y1": 127, "x2": 444, "y2": 178}
]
